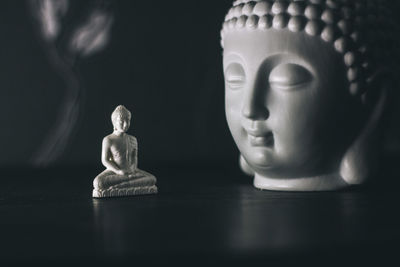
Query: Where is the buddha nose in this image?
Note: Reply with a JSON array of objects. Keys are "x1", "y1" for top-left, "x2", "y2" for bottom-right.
[{"x1": 241, "y1": 87, "x2": 269, "y2": 120}]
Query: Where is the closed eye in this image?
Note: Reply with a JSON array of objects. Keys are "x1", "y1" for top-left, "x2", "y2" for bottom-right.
[
  {"x1": 269, "y1": 63, "x2": 313, "y2": 90},
  {"x1": 227, "y1": 75, "x2": 245, "y2": 88},
  {"x1": 225, "y1": 63, "x2": 246, "y2": 90}
]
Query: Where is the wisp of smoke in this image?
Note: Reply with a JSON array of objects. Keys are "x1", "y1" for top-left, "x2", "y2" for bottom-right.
[{"x1": 29, "y1": 0, "x2": 114, "y2": 166}]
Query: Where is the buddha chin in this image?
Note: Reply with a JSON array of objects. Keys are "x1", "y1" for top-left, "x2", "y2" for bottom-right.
[{"x1": 246, "y1": 148, "x2": 274, "y2": 170}]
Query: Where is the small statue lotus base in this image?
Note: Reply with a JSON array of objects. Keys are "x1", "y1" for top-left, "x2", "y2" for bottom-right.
[
  {"x1": 93, "y1": 169, "x2": 158, "y2": 198},
  {"x1": 92, "y1": 105, "x2": 158, "y2": 198},
  {"x1": 93, "y1": 185, "x2": 157, "y2": 198}
]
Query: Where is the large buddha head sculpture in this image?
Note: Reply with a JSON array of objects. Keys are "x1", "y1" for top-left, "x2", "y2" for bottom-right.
[{"x1": 221, "y1": 0, "x2": 397, "y2": 191}]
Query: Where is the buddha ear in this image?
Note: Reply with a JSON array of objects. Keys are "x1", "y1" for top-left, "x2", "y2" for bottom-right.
[{"x1": 340, "y1": 71, "x2": 391, "y2": 185}]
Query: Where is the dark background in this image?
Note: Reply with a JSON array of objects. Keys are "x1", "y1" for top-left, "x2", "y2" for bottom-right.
[{"x1": 0, "y1": 0, "x2": 238, "y2": 167}]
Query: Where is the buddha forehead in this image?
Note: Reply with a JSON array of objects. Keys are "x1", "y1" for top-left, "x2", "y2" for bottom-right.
[
  {"x1": 221, "y1": 0, "x2": 396, "y2": 96},
  {"x1": 223, "y1": 29, "x2": 341, "y2": 73}
]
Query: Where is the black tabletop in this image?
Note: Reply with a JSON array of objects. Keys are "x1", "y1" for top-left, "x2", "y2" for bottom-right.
[{"x1": 1, "y1": 160, "x2": 400, "y2": 266}]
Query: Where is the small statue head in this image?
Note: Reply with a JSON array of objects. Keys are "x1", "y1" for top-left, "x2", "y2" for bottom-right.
[
  {"x1": 221, "y1": 0, "x2": 397, "y2": 190},
  {"x1": 111, "y1": 105, "x2": 131, "y2": 133}
]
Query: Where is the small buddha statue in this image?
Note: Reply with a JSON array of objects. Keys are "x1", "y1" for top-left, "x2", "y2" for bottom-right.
[
  {"x1": 92, "y1": 105, "x2": 157, "y2": 198},
  {"x1": 221, "y1": 0, "x2": 397, "y2": 191}
]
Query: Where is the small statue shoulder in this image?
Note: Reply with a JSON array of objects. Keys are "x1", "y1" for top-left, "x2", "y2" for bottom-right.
[{"x1": 102, "y1": 134, "x2": 114, "y2": 145}]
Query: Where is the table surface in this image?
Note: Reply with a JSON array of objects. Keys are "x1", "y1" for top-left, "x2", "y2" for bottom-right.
[{"x1": 1, "y1": 160, "x2": 400, "y2": 266}]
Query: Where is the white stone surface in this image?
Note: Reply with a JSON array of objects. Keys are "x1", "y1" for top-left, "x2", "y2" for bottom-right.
[
  {"x1": 92, "y1": 105, "x2": 158, "y2": 198},
  {"x1": 221, "y1": 0, "x2": 393, "y2": 191}
]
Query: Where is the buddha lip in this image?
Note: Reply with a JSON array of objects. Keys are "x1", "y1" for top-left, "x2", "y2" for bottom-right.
[
  {"x1": 248, "y1": 132, "x2": 274, "y2": 147},
  {"x1": 244, "y1": 125, "x2": 271, "y2": 137}
]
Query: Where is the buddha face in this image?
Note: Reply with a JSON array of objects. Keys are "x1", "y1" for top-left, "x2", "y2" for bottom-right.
[
  {"x1": 113, "y1": 116, "x2": 130, "y2": 133},
  {"x1": 224, "y1": 29, "x2": 363, "y2": 178}
]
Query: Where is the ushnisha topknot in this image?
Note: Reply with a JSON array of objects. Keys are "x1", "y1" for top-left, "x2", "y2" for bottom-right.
[{"x1": 221, "y1": 0, "x2": 398, "y2": 96}]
